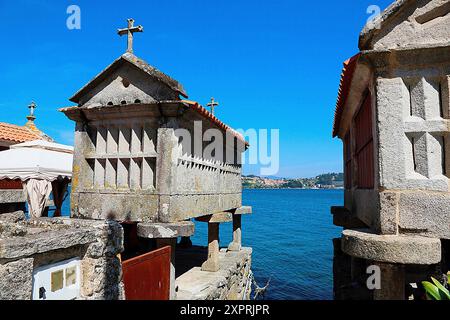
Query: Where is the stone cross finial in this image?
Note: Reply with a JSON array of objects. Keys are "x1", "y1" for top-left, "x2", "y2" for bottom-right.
[
  {"x1": 117, "y1": 19, "x2": 144, "y2": 53},
  {"x1": 207, "y1": 97, "x2": 219, "y2": 115},
  {"x1": 27, "y1": 101, "x2": 36, "y2": 121}
]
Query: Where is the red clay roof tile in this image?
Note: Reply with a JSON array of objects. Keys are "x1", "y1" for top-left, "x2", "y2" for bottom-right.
[
  {"x1": 332, "y1": 53, "x2": 361, "y2": 138},
  {"x1": 182, "y1": 100, "x2": 248, "y2": 147},
  {"x1": 0, "y1": 122, "x2": 43, "y2": 144}
]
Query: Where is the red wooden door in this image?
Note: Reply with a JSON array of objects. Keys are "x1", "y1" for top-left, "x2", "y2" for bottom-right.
[{"x1": 122, "y1": 246, "x2": 171, "y2": 300}]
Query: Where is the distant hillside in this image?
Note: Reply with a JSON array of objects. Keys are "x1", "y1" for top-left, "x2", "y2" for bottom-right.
[{"x1": 242, "y1": 173, "x2": 344, "y2": 189}]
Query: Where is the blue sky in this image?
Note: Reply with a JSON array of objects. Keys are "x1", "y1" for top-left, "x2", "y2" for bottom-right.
[{"x1": 0, "y1": 0, "x2": 392, "y2": 178}]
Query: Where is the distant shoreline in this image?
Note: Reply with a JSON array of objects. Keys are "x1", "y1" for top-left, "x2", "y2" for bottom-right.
[{"x1": 242, "y1": 172, "x2": 344, "y2": 190}]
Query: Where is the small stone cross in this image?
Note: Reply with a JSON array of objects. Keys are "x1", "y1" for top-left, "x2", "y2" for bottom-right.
[
  {"x1": 207, "y1": 97, "x2": 219, "y2": 115},
  {"x1": 28, "y1": 101, "x2": 36, "y2": 120},
  {"x1": 118, "y1": 19, "x2": 144, "y2": 53}
]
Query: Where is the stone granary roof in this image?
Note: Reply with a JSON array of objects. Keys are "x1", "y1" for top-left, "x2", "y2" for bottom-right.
[
  {"x1": 332, "y1": 53, "x2": 360, "y2": 138},
  {"x1": 70, "y1": 52, "x2": 188, "y2": 104},
  {"x1": 360, "y1": 0, "x2": 450, "y2": 50},
  {"x1": 0, "y1": 122, "x2": 51, "y2": 144},
  {"x1": 359, "y1": 0, "x2": 412, "y2": 49},
  {"x1": 64, "y1": 49, "x2": 248, "y2": 147}
]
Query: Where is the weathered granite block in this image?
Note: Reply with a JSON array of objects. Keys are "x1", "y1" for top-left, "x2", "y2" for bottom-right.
[
  {"x1": 0, "y1": 258, "x2": 33, "y2": 300},
  {"x1": 0, "y1": 210, "x2": 25, "y2": 223},
  {"x1": 176, "y1": 248, "x2": 253, "y2": 300},
  {"x1": 0, "y1": 218, "x2": 125, "y2": 300}
]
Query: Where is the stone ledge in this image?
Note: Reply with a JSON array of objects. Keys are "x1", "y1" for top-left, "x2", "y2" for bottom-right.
[
  {"x1": 0, "y1": 218, "x2": 124, "y2": 260},
  {"x1": 0, "y1": 211, "x2": 25, "y2": 223},
  {"x1": 341, "y1": 229, "x2": 441, "y2": 265},
  {"x1": 0, "y1": 227, "x2": 97, "y2": 260},
  {"x1": 196, "y1": 212, "x2": 233, "y2": 223},
  {"x1": 137, "y1": 221, "x2": 195, "y2": 239},
  {"x1": 230, "y1": 206, "x2": 252, "y2": 215},
  {"x1": 331, "y1": 206, "x2": 367, "y2": 229}
]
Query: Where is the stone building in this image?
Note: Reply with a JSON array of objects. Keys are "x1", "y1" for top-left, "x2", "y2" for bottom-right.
[
  {"x1": 0, "y1": 103, "x2": 52, "y2": 151},
  {"x1": 332, "y1": 0, "x2": 450, "y2": 299},
  {"x1": 0, "y1": 108, "x2": 123, "y2": 300},
  {"x1": 58, "y1": 19, "x2": 253, "y2": 300},
  {"x1": 0, "y1": 106, "x2": 52, "y2": 213}
]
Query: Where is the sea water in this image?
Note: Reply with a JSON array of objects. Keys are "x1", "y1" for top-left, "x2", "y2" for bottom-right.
[{"x1": 191, "y1": 189, "x2": 343, "y2": 300}]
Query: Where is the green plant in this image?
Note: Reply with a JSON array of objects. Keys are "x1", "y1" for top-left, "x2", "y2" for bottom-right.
[{"x1": 422, "y1": 273, "x2": 450, "y2": 300}]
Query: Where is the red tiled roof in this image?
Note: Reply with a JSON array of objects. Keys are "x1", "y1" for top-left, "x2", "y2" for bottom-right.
[
  {"x1": 332, "y1": 53, "x2": 360, "y2": 138},
  {"x1": 0, "y1": 122, "x2": 42, "y2": 144},
  {"x1": 182, "y1": 100, "x2": 249, "y2": 147}
]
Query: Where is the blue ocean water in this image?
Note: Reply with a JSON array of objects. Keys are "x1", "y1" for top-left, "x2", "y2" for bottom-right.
[
  {"x1": 62, "y1": 188, "x2": 343, "y2": 300},
  {"x1": 191, "y1": 189, "x2": 343, "y2": 300}
]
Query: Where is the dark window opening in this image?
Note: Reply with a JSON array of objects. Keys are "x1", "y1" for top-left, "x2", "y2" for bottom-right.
[
  {"x1": 411, "y1": 137, "x2": 417, "y2": 172},
  {"x1": 409, "y1": 84, "x2": 413, "y2": 117},
  {"x1": 122, "y1": 78, "x2": 130, "y2": 88},
  {"x1": 439, "y1": 82, "x2": 444, "y2": 118}
]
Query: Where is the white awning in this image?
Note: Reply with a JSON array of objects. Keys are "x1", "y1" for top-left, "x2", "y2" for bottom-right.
[{"x1": 0, "y1": 140, "x2": 73, "y2": 181}]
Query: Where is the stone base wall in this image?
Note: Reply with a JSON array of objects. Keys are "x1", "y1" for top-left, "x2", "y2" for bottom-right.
[
  {"x1": 176, "y1": 248, "x2": 253, "y2": 300},
  {"x1": 207, "y1": 251, "x2": 252, "y2": 300},
  {"x1": 71, "y1": 191, "x2": 242, "y2": 223},
  {"x1": 0, "y1": 217, "x2": 124, "y2": 300},
  {"x1": 78, "y1": 220, "x2": 125, "y2": 300}
]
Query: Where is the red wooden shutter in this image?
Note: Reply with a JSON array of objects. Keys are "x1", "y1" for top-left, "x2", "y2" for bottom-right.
[
  {"x1": 344, "y1": 133, "x2": 352, "y2": 189},
  {"x1": 354, "y1": 93, "x2": 374, "y2": 189}
]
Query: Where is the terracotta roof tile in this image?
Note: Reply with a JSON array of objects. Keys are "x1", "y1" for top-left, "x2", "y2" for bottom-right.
[
  {"x1": 182, "y1": 100, "x2": 249, "y2": 147},
  {"x1": 332, "y1": 53, "x2": 360, "y2": 138},
  {"x1": 0, "y1": 122, "x2": 42, "y2": 143}
]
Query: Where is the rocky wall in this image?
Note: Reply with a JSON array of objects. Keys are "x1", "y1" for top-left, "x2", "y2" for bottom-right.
[{"x1": 0, "y1": 217, "x2": 124, "y2": 300}]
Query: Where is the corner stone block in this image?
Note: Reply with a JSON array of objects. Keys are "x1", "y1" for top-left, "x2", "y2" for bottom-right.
[
  {"x1": 377, "y1": 192, "x2": 399, "y2": 235},
  {"x1": 0, "y1": 258, "x2": 34, "y2": 300}
]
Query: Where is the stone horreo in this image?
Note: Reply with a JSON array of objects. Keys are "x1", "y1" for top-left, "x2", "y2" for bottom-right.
[
  {"x1": 331, "y1": 0, "x2": 450, "y2": 300},
  {"x1": 60, "y1": 18, "x2": 253, "y2": 300},
  {"x1": 0, "y1": 19, "x2": 253, "y2": 300}
]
